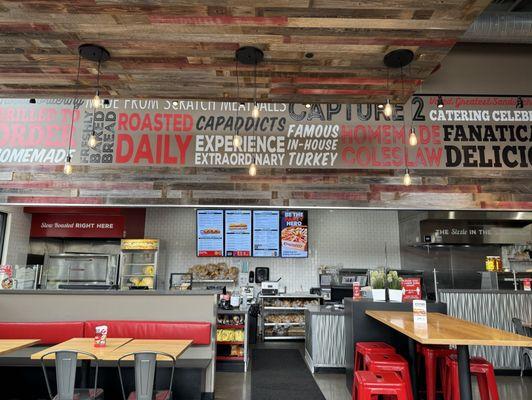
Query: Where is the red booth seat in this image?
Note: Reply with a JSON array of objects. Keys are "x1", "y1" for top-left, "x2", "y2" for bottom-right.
[
  {"x1": 83, "y1": 320, "x2": 211, "y2": 345},
  {"x1": 0, "y1": 322, "x2": 84, "y2": 345}
]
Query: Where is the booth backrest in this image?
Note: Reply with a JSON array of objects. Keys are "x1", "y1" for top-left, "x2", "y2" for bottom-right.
[
  {"x1": 83, "y1": 320, "x2": 212, "y2": 345},
  {"x1": 0, "y1": 322, "x2": 85, "y2": 345}
]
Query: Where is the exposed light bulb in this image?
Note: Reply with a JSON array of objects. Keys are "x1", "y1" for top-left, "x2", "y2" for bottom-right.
[
  {"x1": 403, "y1": 169, "x2": 412, "y2": 186},
  {"x1": 437, "y1": 95, "x2": 444, "y2": 109},
  {"x1": 377, "y1": 103, "x2": 384, "y2": 109},
  {"x1": 252, "y1": 103, "x2": 260, "y2": 119},
  {"x1": 63, "y1": 155, "x2": 73, "y2": 175},
  {"x1": 408, "y1": 128, "x2": 418, "y2": 146},
  {"x1": 383, "y1": 99, "x2": 393, "y2": 117},
  {"x1": 88, "y1": 132, "x2": 98, "y2": 149},
  {"x1": 305, "y1": 103, "x2": 311, "y2": 109},
  {"x1": 92, "y1": 91, "x2": 101, "y2": 108},
  {"x1": 249, "y1": 161, "x2": 257, "y2": 176},
  {"x1": 233, "y1": 133, "x2": 242, "y2": 147}
]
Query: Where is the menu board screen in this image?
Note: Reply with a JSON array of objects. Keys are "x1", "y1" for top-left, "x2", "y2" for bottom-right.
[
  {"x1": 280, "y1": 210, "x2": 308, "y2": 258},
  {"x1": 252, "y1": 210, "x2": 280, "y2": 257},
  {"x1": 224, "y1": 210, "x2": 252, "y2": 257},
  {"x1": 196, "y1": 210, "x2": 224, "y2": 257}
]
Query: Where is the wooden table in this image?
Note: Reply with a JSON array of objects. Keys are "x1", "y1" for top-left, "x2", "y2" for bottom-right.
[
  {"x1": 31, "y1": 338, "x2": 133, "y2": 387},
  {"x1": 0, "y1": 339, "x2": 40, "y2": 355},
  {"x1": 30, "y1": 338, "x2": 133, "y2": 360},
  {"x1": 366, "y1": 311, "x2": 532, "y2": 400},
  {"x1": 105, "y1": 339, "x2": 193, "y2": 361}
]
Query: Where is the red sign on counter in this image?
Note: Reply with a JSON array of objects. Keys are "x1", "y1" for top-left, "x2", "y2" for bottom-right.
[
  {"x1": 352, "y1": 282, "x2": 361, "y2": 299},
  {"x1": 401, "y1": 278, "x2": 422, "y2": 301},
  {"x1": 30, "y1": 214, "x2": 125, "y2": 238},
  {"x1": 523, "y1": 278, "x2": 531, "y2": 291}
]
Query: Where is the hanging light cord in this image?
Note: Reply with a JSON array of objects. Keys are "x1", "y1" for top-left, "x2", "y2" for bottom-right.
[
  {"x1": 401, "y1": 65, "x2": 409, "y2": 170},
  {"x1": 254, "y1": 60, "x2": 257, "y2": 106},
  {"x1": 67, "y1": 53, "x2": 82, "y2": 155},
  {"x1": 236, "y1": 59, "x2": 240, "y2": 130}
]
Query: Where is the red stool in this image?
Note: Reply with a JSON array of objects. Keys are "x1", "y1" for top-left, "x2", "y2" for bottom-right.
[
  {"x1": 365, "y1": 353, "x2": 414, "y2": 400},
  {"x1": 417, "y1": 344, "x2": 456, "y2": 400},
  {"x1": 353, "y1": 370, "x2": 409, "y2": 400},
  {"x1": 444, "y1": 354, "x2": 499, "y2": 400},
  {"x1": 355, "y1": 342, "x2": 396, "y2": 371}
]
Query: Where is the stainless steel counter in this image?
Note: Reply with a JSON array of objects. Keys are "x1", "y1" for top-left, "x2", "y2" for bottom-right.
[
  {"x1": 439, "y1": 289, "x2": 532, "y2": 369},
  {"x1": 304, "y1": 305, "x2": 346, "y2": 372}
]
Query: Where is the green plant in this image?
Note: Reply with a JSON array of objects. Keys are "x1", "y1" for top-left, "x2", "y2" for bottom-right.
[
  {"x1": 370, "y1": 270, "x2": 386, "y2": 289},
  {"x1": 387, "y1": 270, "x2": 403, "y2": 290}
]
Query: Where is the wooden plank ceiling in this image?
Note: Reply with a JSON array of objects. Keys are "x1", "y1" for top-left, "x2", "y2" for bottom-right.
[{"x1": 0, "y1": 0, "x2": 491, "y2": 104}]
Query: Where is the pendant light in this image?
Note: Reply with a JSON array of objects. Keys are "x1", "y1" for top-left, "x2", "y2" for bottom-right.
[
  {"x1": 408, "y1": 128, "x2": 418, "y2": 146},
  {"x1": 403, "y1": 168, "x2": 412, "y2": 186},
  {"x1": 383, "y1": 99, "x2": 393, "y2": 117},
  {"x1": 383, "y1": 49, "x2": 416, "y2": 187},
  {"x1": 249, "y1": 157, "x2": 257, "y2": 176},
  {"x1": 305, "y1": 103, "x2": 311, "y2": 109},
  {"x1": 437, "y1": 95, "x2": 444, "y2": 109}
]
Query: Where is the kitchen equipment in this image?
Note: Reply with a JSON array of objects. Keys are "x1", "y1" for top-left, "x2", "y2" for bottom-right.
[
  {"x1": 254, "y1": 267, "x2": 269, "y2": 283},
  {"x1": 41, "y1": 254, "x2": 118, "y2": 290},
  {"x1": 118, "y1": 239, "x2": 160, "y2": 290},
  {"x1": 261, "y1": 281, "x2": 279, "y2": 295},
  {"x1": 169, "y1": 273, "x2": 192, "y2": 290},
  {"x1": 13, "y1": 265, "x2": 42, "y2": 289}
]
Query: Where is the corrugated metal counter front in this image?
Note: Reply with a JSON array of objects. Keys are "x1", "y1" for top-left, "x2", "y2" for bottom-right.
[
  {"x1": 304, "y1": 305, "x2": 346, "y2": 372},
  {"x1": 439, "y1": 289, "x2": 532, "y2": 369}
]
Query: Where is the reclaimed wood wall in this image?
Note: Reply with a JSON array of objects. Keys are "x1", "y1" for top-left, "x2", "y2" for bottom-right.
[{"x1": 1, "y1": 165, "x2": 531, "y2": 210}]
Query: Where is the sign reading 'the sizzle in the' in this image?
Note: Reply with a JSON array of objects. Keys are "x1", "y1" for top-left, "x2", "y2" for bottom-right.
[{"x1": 0, "y1": 95, "x2": 530, "y2": 170}]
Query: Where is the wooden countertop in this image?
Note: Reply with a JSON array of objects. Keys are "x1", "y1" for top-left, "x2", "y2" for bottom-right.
[
  {"x1": 366, "y1": 310, "x2": 532, "y2": 346},
  {"x1": 0, "y1": 339, "x2": 40, "y2": 355}
]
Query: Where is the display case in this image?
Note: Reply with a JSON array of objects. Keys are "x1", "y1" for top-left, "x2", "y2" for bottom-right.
[
  {"x1": 216, "y1": 309, "x2": 249, "y2": 372},
  {"x1": 260, "y1": 293, "x2": 320, "y2": 340},
  {"x1": 118, "y1": 239, "x2": 160, "y2": 290},
  {"x1": 41, "y1": 254, "x2": 118, "y2": 289}
]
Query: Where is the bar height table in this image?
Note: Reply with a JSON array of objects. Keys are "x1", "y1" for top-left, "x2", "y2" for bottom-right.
[{"x1": 365, "y1": 311, "x2": 532, "y2": 400}]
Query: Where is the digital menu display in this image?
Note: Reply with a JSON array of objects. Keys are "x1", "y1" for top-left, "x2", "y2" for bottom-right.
[
  {"x1": 224, "y1": 210, "x2": 252, "y2": 257},
  {"x1": 252, "y1": 210, "x2": 280, "y2": 257},
  {"x1": 196, "y1": 210, "x2": 224, "y2": 257},
  {"x1": 280, "y1": 210, "x2": 308, "y2": 258}
]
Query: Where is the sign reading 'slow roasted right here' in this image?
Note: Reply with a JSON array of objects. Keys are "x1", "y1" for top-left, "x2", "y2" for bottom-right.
[{"x1": 0, "y1": 95, "x2": 530, "y2": 169}]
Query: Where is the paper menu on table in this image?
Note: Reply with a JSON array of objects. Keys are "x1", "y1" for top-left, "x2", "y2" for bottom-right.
[{"x1": 413, "y1": 300, "x2": 427, "y2": 324}]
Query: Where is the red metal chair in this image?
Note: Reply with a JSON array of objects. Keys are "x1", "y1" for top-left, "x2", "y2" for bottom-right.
[
  {"x1": 354, "y1": 341, "x2": 396, "y2": 371},
  {"x1": 365, "y1": 353, "x2": 414, "y2": 400},
  {"x1": 416, "y1": 344, "x2": 456, "y2": 400},
  {"x1": 444, "y1": 354, "x2": 499, "y2": 400},
  {"x1": 353, "y1": 370, "x2": 410, "y2": 400}
]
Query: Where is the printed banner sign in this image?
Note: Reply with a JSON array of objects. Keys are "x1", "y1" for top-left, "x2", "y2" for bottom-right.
[
  {"x1": 0, "y1": 96, "x2": 531, "y2": 169},
  {"x1": 401, "y1": 278, "x2": 422, "y2": 301},
  {"x1": 31, "y1": 214, "x2": 125, "y2": 238}
]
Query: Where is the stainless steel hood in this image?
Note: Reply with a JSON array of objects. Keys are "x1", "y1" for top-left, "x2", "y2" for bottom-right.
[{"x1": 419, "y1": 212, "x2": 532, "y2": 245}]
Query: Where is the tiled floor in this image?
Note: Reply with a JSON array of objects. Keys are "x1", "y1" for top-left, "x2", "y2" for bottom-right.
[{"x1": 215, "y1": 344, "x2": 532, "y2": 400}]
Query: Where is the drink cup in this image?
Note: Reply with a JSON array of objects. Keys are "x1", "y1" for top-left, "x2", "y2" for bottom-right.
[{"x1": 94, "y1": 325, "x2": 108, "y2": 347}]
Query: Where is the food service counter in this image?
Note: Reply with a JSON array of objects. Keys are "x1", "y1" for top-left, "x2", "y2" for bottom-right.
[
  {"x1": 439, "y1": 289, "x2": 532, "y2": 369},
  {"x1": 0, "y1": 289, "x2": 218, "y2": 397},
  {"x1": 304, "y1": 305, "x2": 346, "y2": 372}
]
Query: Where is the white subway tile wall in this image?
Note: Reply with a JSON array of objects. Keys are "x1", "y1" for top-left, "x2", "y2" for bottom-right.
[
  {"x1": 145, "y1": 208, "x2": 401, "y2": 292},
  {"x1": 0, "y1": 206, "x2": 31, "y2": 266}
]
